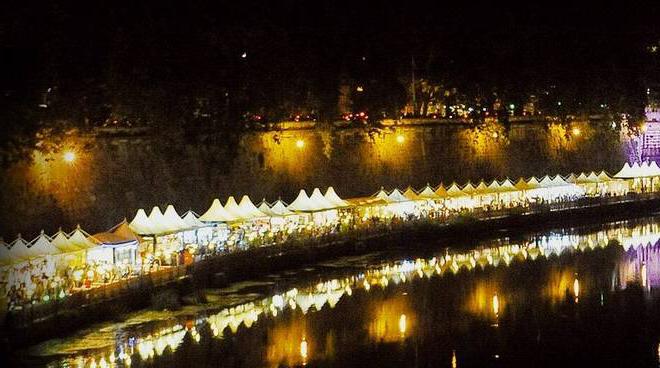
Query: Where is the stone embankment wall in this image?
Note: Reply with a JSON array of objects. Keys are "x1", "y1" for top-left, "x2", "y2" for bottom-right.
[{"x1": 0, "y1": 121, "x2": 625, "y2": 236}]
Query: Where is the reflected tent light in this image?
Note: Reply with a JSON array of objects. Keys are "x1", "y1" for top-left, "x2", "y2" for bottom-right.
[
  {"x1": 573, "y1": 277, "x2": 580, "y2": 302},
  {"x1": 452, "y1": 350, "x2": 458, "y2": 368}
]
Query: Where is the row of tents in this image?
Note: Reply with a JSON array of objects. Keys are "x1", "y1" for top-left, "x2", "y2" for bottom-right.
[{"x1": 1, "y1": 162, "x2": 658, "y2": 267}]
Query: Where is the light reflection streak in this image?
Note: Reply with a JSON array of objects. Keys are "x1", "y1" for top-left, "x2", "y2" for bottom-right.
[{"x1": 56, "y1": 220, "x2": 660, "y2": 367}]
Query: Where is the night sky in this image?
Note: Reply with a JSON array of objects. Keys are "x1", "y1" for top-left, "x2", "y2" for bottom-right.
[{"x1": 1, "y1": 1, "x2": 659, "y2": 138}]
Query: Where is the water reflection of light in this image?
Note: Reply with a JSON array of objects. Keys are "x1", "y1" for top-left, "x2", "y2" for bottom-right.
[
  {"x1": 492, "y1": 294, "x2": 499, "y2": 317},
  {"x1": 57, "y1": 219, "x2": 660, "y2": 367},
  {"x1": 452, "y1": 350, "x2": 457, "y2": 368},
  {"x1": 300, "y1": 337, "x2": 308, "y2": 365}
]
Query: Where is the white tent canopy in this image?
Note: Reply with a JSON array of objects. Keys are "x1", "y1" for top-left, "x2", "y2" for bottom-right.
[
  {"x1": 418, "y1": 185, "x2": 440, "y2": 199},
  {"x1": 288, "y1": 190, "x2": 317, "y2": 212},
  {"x1": 615, "y1": 161, "x2": 660, "y2": 178},
  {"x1": 309, "y1": 188, "x2": 337, "y2": 210},
  {"x1": 68, "y1": 227, "x2": 99, "y2": 249},
  {"x1": 130, "y1": 208, "x2": 156, "y2": 235},
  {"x1": 388, "y1": 188, "x2": 410, "y2": 203},
  {"x1": 147, "y1": 206, "x2": 171, "y2": 235},
  {"x1": 238, "y1": 195, "x2": 267, "y2": 219},
  {"x1": 9, "y1": 235, "x2": 34, "y2": 261},
  {"x1": 324, "y1": 187, "x2": 349, "y2": 207},
  {"x1": 199, "y1": 198, "x2": 236, "y2": 222},
  {"x1": 163, "y1": 205, "x2": 190, "y2": 232},
  {"x1": 51, "y1": 230, "x2": 82, "y2": 253},
  {"x1": 29, "y1": 231, "x2": 57, "y2": 257},
  {"x1": 182, "y1": 211, "x2": 208, "y2": 228}
]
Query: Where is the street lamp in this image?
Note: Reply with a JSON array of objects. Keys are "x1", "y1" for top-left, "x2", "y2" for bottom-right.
[{"x1": 63, "y1": 151, "x2": 76, "y2": 163}]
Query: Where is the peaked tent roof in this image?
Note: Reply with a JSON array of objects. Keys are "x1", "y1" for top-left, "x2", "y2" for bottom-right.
[
  {"x1": 597, "y1": 171, "x2": 612, "y2": 182},
  {"x1": 388, "y1": 188, "x2": 410, "y2": 202},
  {"x1": 499, "y1": 178, "x2": 517, "y2": 192},
  {"x1": 474, "y1": 181, "x2": 489, "y2": 194},
  {"x1": 238, "y1": 195, "x2": 267, "y2": 219},
  {"x1": 514, "y1": 178, "x2": 530, "y2": 191},
  {"x1": 51, "y1": 230, "x2": 82, "y2": 253},
  {"x1": 445, "y1": 183, "x2": 464, "y2": 197},
  {"x1": 551, "y1": 175, "x2": 570, "y2": 186},
  {"x1": 163, "y1": 205, "x2": 190, "y2": 232},
  {"x1": 586, "y1": 172, "x2": 599, "y2": 182},
  {"x1": 257, "y1": 200, "x2": 277, "y2": 217},
  {"x1": 418, "y1": 185, "x2": 441, "y2": 199},
  {"x1": 324, "y1": 187, "x2": 349, "y2": 207},
  {"x1": 309, "y1": 188, "x2": 337, "y2": 210},
  {"x1": 270, "y1": 199, "x2": 296, "y2": 216},
  {"x1": 486, "y1": 180, "x2": 500, "y2": 192},
  {"x1": 539, "y1": 175, "x2": 554, "y2": 187},
  {"x1": 526, "y1": 177, "x2": 541, "y2": 189},
  {"x1": 147, "y1": 206, "x2": 171, "y2": 235},
  {"x1": 199, "y1": 199, "x2": 236, "y2": 222},
  {"x1": 130, "y1": 208, "x2": 156, "y2": 235},
  {"x1": 614, "y1": 162, "x2": 633, "y2": 178},
  {"x1": 29, "y1": 231, "x2": 57, "y2": 257},
  {"x1": 461, "y1": 182, "x2": 476, "y2": 195},
  {"x1": 182, "y1": 211, "x2": 208, "y2": 228},
  {"x1": 224, "y1": 196, "x2": 247, "y2": 220},
  {"x1": 565, "y1": 173, "x2": 577, "y2": 183},
  {"x1": 68, "y1": 227, "x2": 100, "y2": 249},
  {"x1": 403, "y1": 187, "x2": 421, "y2": 200},
  {"x1": 93, "y1": 220, "x2": 143, "y2": 246},
  {"x1": 9, "y1": 235, "x2": 33, "y2": 261},
  {"x1": 288, "y1": 190, "x2": 317, "y2": 212}
]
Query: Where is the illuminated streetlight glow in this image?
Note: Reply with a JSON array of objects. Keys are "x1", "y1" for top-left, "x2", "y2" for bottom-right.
[
  {"x1": 63, "y1": 151, "x2": 76, "y2": 163},
  {"x1": 300, "y1": 337, "x2": 308, "y2": 364},
  {"x1": 398, "y1": 314, "x2": 407, "y2": 336}
]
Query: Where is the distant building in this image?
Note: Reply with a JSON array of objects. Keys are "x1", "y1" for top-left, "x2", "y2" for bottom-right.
[{"x1": 642, "y1": 104, "x2": 660, "y2": 160}]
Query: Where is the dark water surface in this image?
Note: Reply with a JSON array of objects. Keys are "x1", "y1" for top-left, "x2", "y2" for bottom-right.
[{"x1": 15, "y1": 217, "x2": 660, "y2": 367}]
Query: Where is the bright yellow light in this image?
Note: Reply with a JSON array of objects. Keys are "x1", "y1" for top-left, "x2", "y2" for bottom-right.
[
  {"x1": 296, "y1": 139, "x2": 305, "y2": 149},
  {"x1": 492, "y1": 294, "x2": 499, "y2": 316},
  {"x1": 396, "y1": 134, "x2": 405, "y2": 144},
  {"x1": 300, "y1": 337, "x2": 308, "y2": 361},
  {"x1": 398, "y1": 313, "x2": 407, "y2": 336},
  {"x1": 492, "y1": 132, "x2": 498, "y2": 138},
  {"x1": 452, "y1": 350, "x2": 457, "y2": 368},
  {"x1": 573, "y1": 278, "x2": 580, "y2": 300},
  {"x1": 63, "y1": 151, "x2": 76, "y2": 163},
  {"x1": 571, "y1": 127, "x2": 581, "y2": 136}
]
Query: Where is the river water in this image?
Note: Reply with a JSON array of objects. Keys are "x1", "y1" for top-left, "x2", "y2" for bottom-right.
[{"x1": 13, "y1": 216, "x2": 660, "y2": 367}]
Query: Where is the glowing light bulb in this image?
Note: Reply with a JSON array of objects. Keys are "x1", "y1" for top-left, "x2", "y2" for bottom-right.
[
  {"x1": 573, "y1": 277, "x2": 580, "y2": 302},
  {"x1": 296, "y1": 139, "x2": 305, "y2": 149},
  {"x1": 492, "y1": 294, "x2": 499, "y2": 316},
  {"x1": 396, "y1": 134, "x2": 405, "y2": 144},
  {"x1": 572, "y1": 127, "x2": 581, "y2": 136}
]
